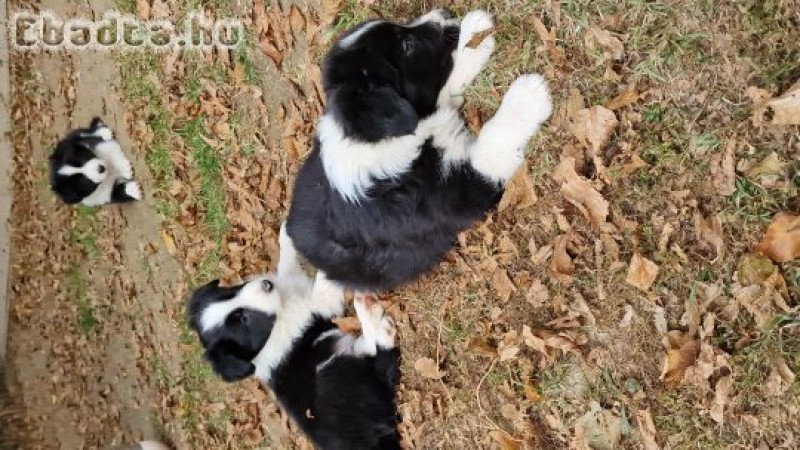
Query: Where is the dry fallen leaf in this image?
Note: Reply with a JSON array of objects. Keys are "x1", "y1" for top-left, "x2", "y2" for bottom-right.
[
  {"x1": 635, "y1": 409, "x2": 660, "y2": 450},
  {"x1": 465, "y1": 27, "x2": 495, "y2": 48},
  {"x1": 751, "y1": 79, "x2": 800, "y2": 126},
  {"x1": 413, "y1": 357, "x2": 443, "y2": 380},
  {"x1": 625, "y1": 253, "x2": 659, "y2": 292},
  {"x1": 571, "y1": 106, "x2": 619, "y2": 154},
  {"x1": 574, "y1": 401, "x2": 623, "y2": 450},
  {"x1": 757, "y1": 213, "x2": 800, "y2": 262},
  {"x1": 606, "y1": 86, "x2": 641, "y2": 110},
  {"x1": 709, "y1": 374, "x2": 732, "y2": 424},
  {"x1": 763, "y1": 355, "x2": 796, "y2": 396},
  {"x1": 709, "y1": 141, "x2": 736, "y2": 196},
  {"x1": 585, "y1": 26, "x2": 624, "y2": 61},
  {"x1": 737, "y1": 253, "x2": 777, "y2": 286},
  {"x1": 467, "y1": 337, "x2": 497, "y2": 358},
  {"x1": 161, "y1": 229, "x2": 176, "y2": 255},
  {"x1": 136, "y1": 0, "x2": 151, "y2": 19},
  {"x1": 498, "y1": 165, "x2": 538, "y2": 211},
  {"x1": 551, "y1": 233, "x2": 576, "y2": 283},
  {"x1": 492, "y1": 431, "x2": 521, "y2": 450},
  {"x1": 746, "y1": 151, "x2": 786, "y2": 179},
  {"x1": 694, "y1": 211, "x2": 725, "y2": 262},
  {"x1": 492, "y1": 269, "x2": 517, "y2": 302},
  {"x1": 526, "y1": 278, "x2": 550, "y2": 307},
  {"x1": 660, "y1": 330, "x2": 700, "y2": 386},
  {"x1": 554, "y1": 157, "x2": 610, "y2": 228}
]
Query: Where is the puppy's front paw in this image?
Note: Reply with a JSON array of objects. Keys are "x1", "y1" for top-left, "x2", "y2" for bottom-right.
[
  {"x1": 501, "y1": 74, "x2": 553, "y2": 126},
  {"x1": 354, "y1": 294, "x2": 396, "y2": 349},
  {"x1": 124, "y1": 181, "x2": 142, "y2": 200},
  {"x1": 458, "y1": 10, "x2": 494, "y2": 51}
]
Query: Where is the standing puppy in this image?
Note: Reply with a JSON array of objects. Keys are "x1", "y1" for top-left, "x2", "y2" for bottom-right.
[
  {"x1": 189, "y1": 226, "x2": 401, "y2": 449},
  {"x1": 287, "y1": 9, "x2": 553, "y2": 292},
  {"x1": 49, "y1": 117, "x2": 141, "y2": 206}
]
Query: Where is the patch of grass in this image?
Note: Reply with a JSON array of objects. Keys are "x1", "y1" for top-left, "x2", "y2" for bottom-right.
[
  {"x1": 65, "y1": 263, "x2": 96, "y2": 334},
  {"x1": 178, "y1": 116, "x2": 228, "y2": 242},
  {"x1": 653, "y1": 391, "x2": 725, "y2": 449},
  {"x1": 235, "y1": 32, "x2": 260, "y2": 85},
  {"x1": 69, "y1": 205, "x2": 100, "y2": 260},
  {"x1": 730, "y1": 178, "x2": 778, "y2": 222}
]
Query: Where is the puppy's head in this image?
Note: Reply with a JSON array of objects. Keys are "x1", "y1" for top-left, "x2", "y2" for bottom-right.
[
  {"x1": 49, "y1": 141, "x2": 108, "y2": 204},
  {"x1": 324, "y1": 9, "x2": 459, "y2": 142},
  {"x1": 188, "y1": 278, "x2": 279, "y2": 382}
]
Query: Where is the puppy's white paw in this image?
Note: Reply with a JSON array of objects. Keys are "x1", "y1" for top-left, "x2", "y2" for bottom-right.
[
  {"x1": 458, "y1": 10, "x2": 494, "y2": 51},
  {"x1": 501, "y1": 74, "x2": 553, "y2": 126},
  {"x1": 118, "y1": 157, "x2": 134, "y2": 179},
  {"x1": 125, "y1": 181, "x2": 142, "y2": 200},
  {"x1": 354, "y1": 294, "x2": 396, "y2": 349},
  {"x1": 95, "y1": 126, "x2": 114, "y2": 141}
]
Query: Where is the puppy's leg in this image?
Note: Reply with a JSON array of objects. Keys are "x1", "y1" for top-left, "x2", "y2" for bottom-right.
[
  {"x1": 310, "y1": 271, "x2": 345, "y2": 318},
  {"x1": 353, "y1": 294, "x2": 397, "y2": 356},
  {"x1": 93, "y1": 140, "x2": 134, "y2": 179},
  {"x1": 469, "y1": 74, "x2": 553, "y2": 183},
  {"x1": 80, "y1": 177, "x2": 116, "y2": 206},
  {"x1": 110, "y1": 179, "x2": 142, "y2": 203},
  {"x1": 437, "y1": 10, "x2": 495, "y2": 108},
  {"x1": 277, "y1": 222, "x2": 306, "y2": 280}
]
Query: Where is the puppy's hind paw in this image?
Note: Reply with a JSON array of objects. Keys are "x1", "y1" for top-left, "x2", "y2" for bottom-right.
[{"x1": 124, "y1": 181, "x2": 142, "y2": 200}]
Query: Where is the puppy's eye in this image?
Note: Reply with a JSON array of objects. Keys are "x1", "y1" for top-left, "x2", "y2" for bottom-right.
[
  {"x1": 97, "y1": 164, "x2": 106, "y2": 174},
  {"x1": 261, "y1": 279, "x2": 274, "y2": 293},
  {"x1": 401, "y1": 38, "x2": 415, "y2": 55}
]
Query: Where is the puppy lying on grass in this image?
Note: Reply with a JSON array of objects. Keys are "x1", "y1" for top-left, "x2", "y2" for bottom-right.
[{"x1": 189, "y1": 225, "x2": 402, "y2": 449}]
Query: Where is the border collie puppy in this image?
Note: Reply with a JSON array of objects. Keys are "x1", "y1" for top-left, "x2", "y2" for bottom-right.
[
  {"x1": 286, "y1": 9, "x2": 553, "y2": 292},
  {"x1": 189, "y1": 225, "x2": 401, "y2": 449},
  {"x1": 49, "y1": 117, "x2": 141, "y2": 206}
]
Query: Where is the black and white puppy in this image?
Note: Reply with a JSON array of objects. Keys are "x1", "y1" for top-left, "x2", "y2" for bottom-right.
[
  {"x1": 49, "y1": 117, "x2": 141, "y2": 206},
  {"x1": 189, "y1": 226, "x2": 401, "y2": 449},
  {"x1": 286, "y1": 9, "x2": 553, "y2": 292}
]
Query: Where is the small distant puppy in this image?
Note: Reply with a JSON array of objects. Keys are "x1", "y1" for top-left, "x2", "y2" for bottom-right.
[
  {"x1": 49, "y1": 117, "x2": 141, "y2": 206},
  {"x1": 287, "y1": 9, "x2": 553, "y2": 292},
  {"x1": 189, "y1": 225, "x2": 402, "y2": 449}
]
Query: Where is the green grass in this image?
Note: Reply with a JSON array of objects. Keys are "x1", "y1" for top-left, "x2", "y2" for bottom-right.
[
  {"x1": 177, "y1": 116, "x2": 228, "y2": 242},
  {"x1": 65, "y1": 262, "x2": 96, "y2": 334},
  {"x1": 69, "y1": 205, "x2": 100, "y2": 260}
]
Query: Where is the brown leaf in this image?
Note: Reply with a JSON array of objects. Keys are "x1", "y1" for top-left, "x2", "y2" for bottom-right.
[
  {"x1": 746, "y1": 151, "x2": 786, "y2": 179},
  {"x1": 694, "y1": 211, "x2": 725, "y2": 262},
  {"x1": 635, "y1": 409, "x2": 660, "y2": 450},
  {"x1": 625, "y1": 253, "x2": 659, "y2": 291},
  {"x1": 465, "y1": 27, "x2": 495, "y2": 48},
  {"x1": 620, "y1": 153, "x2": 648, "y2": 175},
  {"x1": 554, "y1": 157, "x2": 609, "y2": 228},
  {"x1": 161, "y1": 229, "x2": 177, "y2": 256},
  {"x1": 737, "y1": 253, "x2": 776, "y2": 286},
  {"x1": 467, "y1": 337, "x2": 497, "y2": 358},
  {"x1": 571, "y1": 106, "x2": 619, "y2": 154},
  {"x1": 492, "y1": 431, "x2": 521, "y2": 450},
  {"x1": 492, "y1": 269, "x2": 517, "y2": 302},
  {"x1": 413, "y1": 357, "x2": 443, "y2": 380},
  {"x1": 498, "y1": 165, "x2": 538, "y2": 211},
  {"x1": 751, "y1": 79, "x2": 800, "y2": 126},
  {"x1": 584, "y1": 26, "x2": 624, "y2": 61},
  {"x1": 526, "y1": 279, "x2": 549, "y2": 307},
  {"x1": 660, "y1": 331, "x2": 700, "y2": 386},
  {"x1": 606, "y1": 86, "x2": 641, "y2": 110},
  {"x1": 332, "y1": 316, "x2": 361, "y2": 333},
  {"x1": 757, "y1": 213, "x2": 800, "y2": 262},
  {"x1": 763, "y1": 355, "x2": 796, "y2": 396},
  {"x1": 709, "y1": 374, "x2": 732, "y2": 424},
  {"x1": 551, "y1": 233, "x2": 575, "y2": 283},
  {"x1": 709, "y1": 141, "x2": 736, "y2": 196},
  {"x1": 136, "y1": 0, "x2": 151, "y2": 19},
  {"x1": 574, "y1": 401, "x2": 622, "y2": 450}
]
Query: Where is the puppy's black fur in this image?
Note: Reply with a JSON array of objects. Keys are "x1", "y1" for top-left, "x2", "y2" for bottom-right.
[
  {"x1": 188, "y1": 279, "x2": 402, "y2": 449},
  {"x1": 49, "y1": 118, "x2": 138, "y2": 205},
  {"x1": 287, "y1": 16, "x2": 503, "y2": 291}
]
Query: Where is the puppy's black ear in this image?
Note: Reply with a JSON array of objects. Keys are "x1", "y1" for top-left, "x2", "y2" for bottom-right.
[
  {"x1": 90, "y1": 117, "x2": 106, "y2": 130},
  {"x1": 328, "y1": 85, "x2": 419, "y2": 142},
  {"x1": 206, "y1": 340, "x2": 255, "y2": 382}
]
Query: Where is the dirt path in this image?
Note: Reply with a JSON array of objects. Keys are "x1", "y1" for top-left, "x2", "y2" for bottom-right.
[{"x1": 5, "y1": 0, "x2": 187, "y2": 447}]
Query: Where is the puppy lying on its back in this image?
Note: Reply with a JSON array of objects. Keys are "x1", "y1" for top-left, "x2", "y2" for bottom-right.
[
  {"x1": 49, "y1": 117, "x2": 141, "y2": 206},
  {"x1": 287, "y1": 9, "x2": 552, "y2": 292},
  {"x1": 189, "y1": 226, "x2": 401, "y2": 449}
]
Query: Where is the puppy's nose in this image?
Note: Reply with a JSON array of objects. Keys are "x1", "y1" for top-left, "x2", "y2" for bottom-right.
[
  {"x1": 261, "y1": 279, "x2": 274, "y2": 293},
  {"x1": 97, "y1": 164, "x2": 106, "y2": 173}
]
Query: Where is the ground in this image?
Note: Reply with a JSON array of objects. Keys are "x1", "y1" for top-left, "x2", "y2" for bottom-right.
[{"x1": 2, "y1": 0, "x2": 799, "y2": 449}]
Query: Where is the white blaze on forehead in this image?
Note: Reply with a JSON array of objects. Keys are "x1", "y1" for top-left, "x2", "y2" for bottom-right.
[
  {"x1": 200, "y1": 278, "x2": 279, "y2": 332},
  {"x1": 57, "y1": 158, "x2": 107, "y2": 183},
  {"x1": 338, "y1": 20, "x2": 383, "y2": 48}
]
